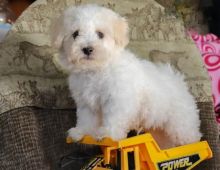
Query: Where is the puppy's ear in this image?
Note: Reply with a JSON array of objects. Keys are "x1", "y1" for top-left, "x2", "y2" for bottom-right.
[
  {"x1": 114, "y1": 17, "x2": 129, "y2": 48},
  {"x1": 50, "y1": 14, "x2": 65, "y2": 49}
]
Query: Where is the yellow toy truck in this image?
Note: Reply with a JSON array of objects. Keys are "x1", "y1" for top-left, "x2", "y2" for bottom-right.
[{"x1": 65, "y1": 133, "x2": 212, "y2": 170}]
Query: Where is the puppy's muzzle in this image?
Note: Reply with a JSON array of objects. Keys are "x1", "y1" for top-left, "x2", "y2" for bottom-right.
[{"x1": 82, "y1": 46, "x2": 94, "y2": 56}]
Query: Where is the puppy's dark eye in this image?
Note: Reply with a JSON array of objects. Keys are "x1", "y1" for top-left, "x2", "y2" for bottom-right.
[
  {"x1": 97, "y1": 31, "x2": 104, "y2": 39},
  {"x1": 72, "y1": 30, "x2": 79, "y2": 39}
]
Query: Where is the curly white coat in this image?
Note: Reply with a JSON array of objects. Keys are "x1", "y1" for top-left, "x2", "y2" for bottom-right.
[{"x1": 51, "y1": 4, "x2": 201, "y2": 148}]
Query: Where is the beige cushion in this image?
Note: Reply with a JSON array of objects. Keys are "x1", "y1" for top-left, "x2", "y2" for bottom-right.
[{"x1": 0, "y1": 0, "x2": 212, "y2": 114}]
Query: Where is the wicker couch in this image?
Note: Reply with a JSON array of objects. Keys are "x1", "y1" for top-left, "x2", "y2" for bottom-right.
[{"x1": 0, "y1": 0, "x2": 219, "y2": 169}]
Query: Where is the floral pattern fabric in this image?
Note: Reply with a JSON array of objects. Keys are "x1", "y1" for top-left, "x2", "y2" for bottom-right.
[{"x1": 191, "y1": 33, "x2": 220, "y2": 123}]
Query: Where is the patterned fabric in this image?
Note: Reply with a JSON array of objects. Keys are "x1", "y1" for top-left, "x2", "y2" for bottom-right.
[
  {"x1": 196, "y1": 102, "x2": 220, "y2": 170},
  {"x1": 0, "y1": 107, "x2": 76, "y2": 170},
  {"x1": 0, "y1": 104, "x2": 219, "y2": 170},
  {"x1": 156, "y1": 0, "x2": 208, "y2": 34},
  {"x1": 0, "y1": 0, "x2": 212, "y2": 114},
  {"x1": 0, "y1": 0, "x2": 219, "y2": 170},
  {"x1": 0, "y1": 107, "x2": 101, "y2": 170},
  {"x1": 191, "y1": 33, "x2": 220, "y2": 121}
]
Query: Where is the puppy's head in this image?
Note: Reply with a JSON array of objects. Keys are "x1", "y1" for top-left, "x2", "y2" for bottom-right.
[{"x1": 51, "y1": 4, "x2": 129, "y2": 71}]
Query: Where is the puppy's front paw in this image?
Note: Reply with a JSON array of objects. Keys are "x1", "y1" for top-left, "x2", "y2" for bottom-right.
[
  {"x1": 67, "y1": 127, "x2": 84, "y2": 142},
  {"x1": 95, "y1": 127, "x2": 126, "y2": 141},
  {"x1": 95, "y1": 128, "x2": 107, "y2": 141}
]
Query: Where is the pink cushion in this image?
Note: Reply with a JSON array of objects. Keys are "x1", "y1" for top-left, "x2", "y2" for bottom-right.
[{"x1": 191, "y1": 33, "x2": 220, "y2": 123}]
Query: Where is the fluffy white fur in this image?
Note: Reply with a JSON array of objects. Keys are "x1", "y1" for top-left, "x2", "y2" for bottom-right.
[{"x1": 51, "y1": 4, "x2": 201, "y2": 148}]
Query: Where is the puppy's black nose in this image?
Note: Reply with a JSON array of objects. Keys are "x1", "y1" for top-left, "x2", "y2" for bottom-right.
[{"x1": 82, "y1": 46, "x2": 94, "y2": 56}]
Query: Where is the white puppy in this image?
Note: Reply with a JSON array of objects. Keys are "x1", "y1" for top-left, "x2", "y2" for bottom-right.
[{"x1": 51, "y1": 4, "x2": 201, "y2": 148}]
